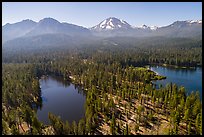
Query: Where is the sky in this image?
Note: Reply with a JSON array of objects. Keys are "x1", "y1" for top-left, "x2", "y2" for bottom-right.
[{"x1": 2, "y1": 2, "x2": 202, "y2": 28}]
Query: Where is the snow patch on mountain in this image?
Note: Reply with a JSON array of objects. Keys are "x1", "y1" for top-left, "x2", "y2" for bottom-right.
[
  {"x1": 137, "y1": 24, "x2": 158, "y2": 30},
  {"x1": 187, "y1": 20, "x2": 202, "y2": 24},
  {"x1": 150, "y1": 26, "x2": 158, "y2": 30},
  {"x1": 100, "y1": 20, "x2": 107, "y2": 28}
]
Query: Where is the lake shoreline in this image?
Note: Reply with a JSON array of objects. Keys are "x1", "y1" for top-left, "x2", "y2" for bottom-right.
[{"x1": 147, "y1": 63, "x2": 201, "y2": 70}]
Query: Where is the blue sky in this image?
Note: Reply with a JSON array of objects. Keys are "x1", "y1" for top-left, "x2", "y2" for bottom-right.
[{"x1": 2, "y1": 2, "x2": 202, "y2": 27}]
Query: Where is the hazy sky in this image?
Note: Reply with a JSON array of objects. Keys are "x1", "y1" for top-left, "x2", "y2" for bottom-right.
[{"x1": 2, "y1": 2, "x2": 202, "y2": 27}]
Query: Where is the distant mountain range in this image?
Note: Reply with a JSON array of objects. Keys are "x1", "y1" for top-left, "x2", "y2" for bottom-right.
[
  {"x1": 2, "y1": 17, "x2": 202, "y2": 48},
  {"x1": 90, "y1": 17, "x2": 202, "y2": 37},
  {"x1": 3, "y1": 17, "x2": 91, "y2": 43}
]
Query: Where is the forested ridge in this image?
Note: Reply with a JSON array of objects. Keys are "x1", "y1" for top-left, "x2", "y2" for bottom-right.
[{"x1": 2, "y1": 39, "x2": 202, "y2": 135}]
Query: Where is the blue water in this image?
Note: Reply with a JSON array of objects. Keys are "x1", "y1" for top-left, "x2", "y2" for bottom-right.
[
  {"x1": 37, "y1": 76, "x2": 86, "y2": 125},
  {"x1": 149, "y1": 66, "x2": 202, "y2": 99}
]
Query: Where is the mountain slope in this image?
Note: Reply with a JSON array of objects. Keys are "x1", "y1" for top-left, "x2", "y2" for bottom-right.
[
  {"x1": 25, "y1": 17, "x2": 91, "y2": 37},
  {"x1": 2, "y1": 17, "x2": 92, "y2": 43},
  {"x1": 155, "y1": 20, "x2": 202, "y2": 38},
  {"x1": 2, "y1": 19, "x2": 37, "y2": 43}
]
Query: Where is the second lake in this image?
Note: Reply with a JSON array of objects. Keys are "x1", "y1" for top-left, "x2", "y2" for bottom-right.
[{"x1": 149, "y1": 65, "x2": 202, "y2": 99}]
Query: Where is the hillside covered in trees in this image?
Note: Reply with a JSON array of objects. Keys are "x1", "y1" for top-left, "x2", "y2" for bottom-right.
[{"x1": 2, "y1": 37, "x2": 202, "y2": 135}]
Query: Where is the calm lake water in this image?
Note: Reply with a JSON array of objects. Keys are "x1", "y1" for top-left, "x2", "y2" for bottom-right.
[
  {"x1": 149, "y1": 66, "x2": 202, "y2": 99},
  {"x1": 37, "y1": 76, "x2": 86, "y2": 125}
]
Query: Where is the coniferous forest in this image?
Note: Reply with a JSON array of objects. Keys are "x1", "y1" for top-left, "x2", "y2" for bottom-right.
[{"x1": 2, "y1": 39, "x2": 202, "y2": 135}]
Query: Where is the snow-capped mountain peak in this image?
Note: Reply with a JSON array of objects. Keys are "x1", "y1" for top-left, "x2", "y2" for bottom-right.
[
  {"x1": 139, "y1": 24, "x2": 148, "y2": 29},
  {"x1": 169, "y1": 20, "x2": 202, "y2": 28},
  {"x1": 138, "y1": 24, "x2": 158, "y2": 30},
  {"x1": 186, "y1": 20, "x2": 202, "y2": 24},
  {"x1": 90, "y1": 17, "x2": 132, "y2": 31},
  {"x1": 150, "y1": 26, "x2": 158, "y2": 30}
]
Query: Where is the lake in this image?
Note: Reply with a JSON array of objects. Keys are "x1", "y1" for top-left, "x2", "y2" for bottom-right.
[
  {"x1": 37, "y1": 76, "x2": 86, "y2": 125},
  {"x1": 149, "y1": 65, "x2": 202, "y2": 99}
]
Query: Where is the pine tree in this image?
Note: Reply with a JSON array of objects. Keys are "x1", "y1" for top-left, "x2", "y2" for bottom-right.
[
  {"x1": 63, "y1": 121, "x2": 70, "y2": 135},
  {"x1": 48, "y1": 113, "x2": 63, "y2": 135},
  {"x1": 2, "y1": 119, "x2": 10, "y2": 135},
  {"x1": 183, "y1": 108, "x2": 190, "y2": 130},
  {"x1": 85, "y1": 116, "x2": 92, "y2": 135},
  {"x1": 200, "y1": 114, "x2": 202, "y2": 135},
  {"x1": 124, "y1": 123, "x2": 129, "y2": 135},
  {"x1": 184, "y1": 96, "x2": 191, "y2": 110},
  {"x1": 110, "y1": 113, "x2": 116, "y2": 135},
  {"x1": 187, "y1": 121, "x2": 191, "y2": 135},
  {"x1": 72, "y1": 121, "x2": 78, "y2": 135},
  {"x1": 78, "y1": 119, "x2": 85, "y2": 135},
  {"x1": 195, "y1": 113, "x2": 201, "y2": 135},
  {"x1": 192, "y1": 98, "x2": 201, "y2": 119},
  {"x1": 11, "y1": 124, "x2": 19, "y2": 135},
  {"x1": 31, "y1": 115, "x2": 42, "y2": 135}
]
